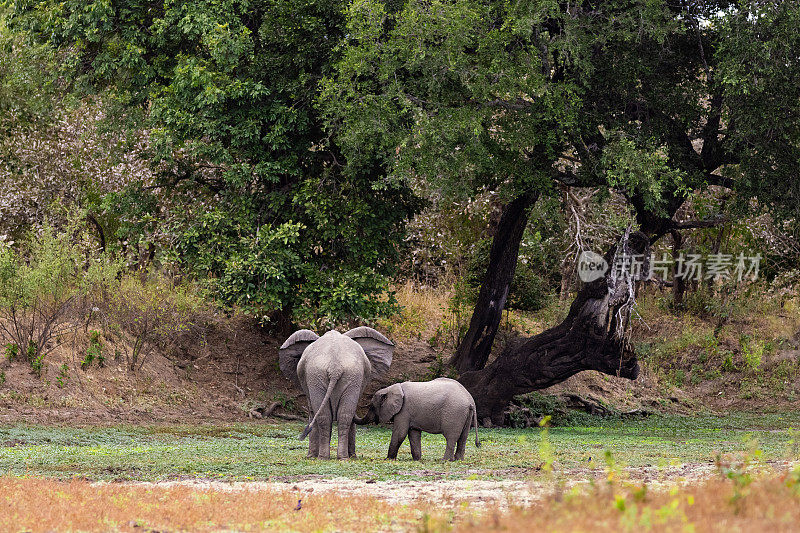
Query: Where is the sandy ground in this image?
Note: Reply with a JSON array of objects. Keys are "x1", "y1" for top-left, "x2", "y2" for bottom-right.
[{"x1": 100, "y1": 461, "x2": 791, "y2": 510}]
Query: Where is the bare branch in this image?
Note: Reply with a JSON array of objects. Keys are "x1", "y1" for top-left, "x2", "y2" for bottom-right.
[
  {"x1": 705, "y1": 172, "x2": 735, "y2": 190},
  {"x1": 671, "y1": 215, "x2": 727, "y2": 231}
]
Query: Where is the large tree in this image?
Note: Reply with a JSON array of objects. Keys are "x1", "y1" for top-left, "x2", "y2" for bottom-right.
[
  {"x1": 326, "y1": 0, "x2": 800, "y2": 422},
  {"x1": 8, "y1": 0, "x2": 420, "y2": 329}
]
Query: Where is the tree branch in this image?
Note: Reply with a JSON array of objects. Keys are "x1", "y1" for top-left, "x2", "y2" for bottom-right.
[
  {"x1": 671, "y1": 215, "x2": 727, "y2": 231},
  {"x1": 705, "y1": 172, "x2": 735, "y2": 190}
]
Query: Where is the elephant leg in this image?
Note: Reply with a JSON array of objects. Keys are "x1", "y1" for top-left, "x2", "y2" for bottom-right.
[
  {"x1": 442, "y1": 437, "x2": 457, "y2": 461},
  {"x1": 337, "y1": 419, "x2": 353, "y2": 460},
  {"x1": 334, "y1": 390, "x2": 359, "y2": 459},
  {"x1": 317, "y1": 418, "x2": 332, "y2": 459},
  {"x1": 388, "y1": 427, "x2": 409, "y2": 460},
  {"x1": 307, "y1": 426, "x2": 319, "y2": 458},
  {"x1": 307, "y1": 386, "x2": 333, "y2": 459},
  {"x1": 409, "y1": 429, "x2": 422, "y2": 461},
  {"x1": 455, "y1": 419, "x2": 470, "y2": 460},
  {"x1": 305, "y1": 400, "x2": 319, "y2": 458},
  {"x1": 348, "y1": 421, "x2": 357, "y2": 459}
]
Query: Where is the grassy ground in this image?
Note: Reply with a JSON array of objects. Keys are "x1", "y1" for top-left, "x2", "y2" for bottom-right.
[
  {"x1": 2, "y1": 413, "x2": 800, "y2": 531},
  {"x1": 2, "y1": 412, "x2": 799, "y2": 482},
  {"x1": 4, "y1": 469, "x2": 800, "y2": 532},
  {"x1": 455, "y1": 471, "x2": 800, "y2": 532},
  {"x1": 0, "y1": 476, "x2": 426, "y2": 532}
]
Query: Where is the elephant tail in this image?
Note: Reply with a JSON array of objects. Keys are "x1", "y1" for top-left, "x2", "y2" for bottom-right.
[
  {"x1": 299, "y1": 373, "x2": 340, "y2": 440},
  {"x1": 472, "y1": 404, "x2": 481, "y2": 448}
]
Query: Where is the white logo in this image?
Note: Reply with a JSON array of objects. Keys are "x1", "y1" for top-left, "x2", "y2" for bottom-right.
[{"x1": 578, "y1": 251, "x2": 608, "y2": 282}]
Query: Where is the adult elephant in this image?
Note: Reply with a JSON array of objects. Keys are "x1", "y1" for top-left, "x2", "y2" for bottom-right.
[{"x1": 279, "y1": 327, "x2": 394, "y2": 459}]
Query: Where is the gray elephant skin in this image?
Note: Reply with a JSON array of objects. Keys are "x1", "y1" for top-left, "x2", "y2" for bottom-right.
[
  {"x1": 279, "y1": 327, "x2": 394, "y2": 459},
  {"x1": 355, "y1": 378, "x2": 481, "y2": 461}
]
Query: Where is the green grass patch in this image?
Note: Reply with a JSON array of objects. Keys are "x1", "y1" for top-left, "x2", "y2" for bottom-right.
[{"x1": 1, "y1": 412, "x2": 799, "y2": 482}]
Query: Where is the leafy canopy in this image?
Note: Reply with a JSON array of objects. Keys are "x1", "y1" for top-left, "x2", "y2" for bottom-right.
[
  {"x1": 8, "y1": 0, "x2": 420, "y2": 326},
  {"x1": 325, "y1": 0, "x2": 800, "y2": 238}
]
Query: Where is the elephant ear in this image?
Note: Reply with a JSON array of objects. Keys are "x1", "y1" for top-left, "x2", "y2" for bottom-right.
[
  {"x1": 279, "y1": 329, "x2": 319, "y2": 389},
  {"x1": 344, "y1": 326, "x2": 394, "y2": 378},
  {"x1": 376, "y1": 384, "x2": 404, "y2": 423}
]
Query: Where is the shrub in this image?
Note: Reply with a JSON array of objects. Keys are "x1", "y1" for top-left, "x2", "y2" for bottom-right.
[
  {"x1": 4, "y1": 343, "x2": 18, "y2": 361},
  {"x1": 722, "y1": 351, "x2": 737, "y2": 372},
  {"x1": 100, "y1": 274, "x2": 204, "y2": 372},
  {"x1": 421, "y1": 354, "x2": 458, "y2": 381},
  {"x1": 740, "y1": 335, "x2": 764, "y2": 372},
  {"x1": 56, "y1": 363, "x2": 69, "y2": 388},
  {"x1": 508, "y1": 264, "x2": 548, "y2": 312},
  {"x1": 82, "y1": 330, "x2": 103, "y2": 369},
  {"x1": 462, "y1": 236, "x2": 551, "y2": 313},
  {"x1": 0, "y1": 224, "x2": 85, "y2": 368}
]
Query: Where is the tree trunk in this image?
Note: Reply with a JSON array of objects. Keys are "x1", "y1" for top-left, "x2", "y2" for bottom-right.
[
  {"x1": 450, "y1": 191, "x2": 540, "y2": 374},
  {"x1": 458, "y1": 231, "x2": 650, "y2": 424},
  {"x1": 86, "y1": 212, "x2": 106, "y2": 252},
  {"x1": 671, "y1": 230, "x2": 685, "y2": 308}
]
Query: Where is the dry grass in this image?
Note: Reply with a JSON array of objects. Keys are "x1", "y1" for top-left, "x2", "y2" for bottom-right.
[
  {"x1": 378, "y1": 281, "x2": 452, "y2": 341},
  {"x1": 380, "y1": 282, "x2": 569, "y2": 347},
  {"x1": 630, "y1": 289, "x2": 800, "y2": 405},
  {"x1": 453, "y1": 470, "x2": 800, "y2": 532},
  {"x1": 4, "y1": 470, "x2": 800, "y2": 532},
  {"x1": 0, "y1": 477, "x2": 428, "y2": 532}
]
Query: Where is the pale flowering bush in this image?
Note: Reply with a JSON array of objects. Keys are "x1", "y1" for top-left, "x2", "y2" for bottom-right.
[{"x1": 0, "y1": 100, "x2": 154, "y2": 237}]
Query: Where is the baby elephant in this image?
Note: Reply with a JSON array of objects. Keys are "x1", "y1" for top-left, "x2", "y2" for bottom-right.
[{"x1": 355, "y1": 378, "x2": 480, "y2": 461}]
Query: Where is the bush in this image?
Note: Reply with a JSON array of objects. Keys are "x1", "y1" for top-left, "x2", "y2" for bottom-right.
[
  {"x1": 740, "y1": 335, "x2": 764, "y2": 372},
  {"x1": 0, "y1": 224, "x2": 88, "y2": 369},
  {"x1": 100, "y1": 274, "x2": 204, "y2": 372},
  {"x1": 508, "y1": 264, "x2": 548, "y2": 312},
  {"x1": 82, "y1": 330, "x2": 103, "y2": 369},
  {"x1": 461, "y1": 236, "x2": 551, "y2": 313},
  {"x1": 0, "y1": 219, "x2": 209, "y2": 374},
  {"x1": 421, "y1": 354, "x2": 458, "y2": 381}
]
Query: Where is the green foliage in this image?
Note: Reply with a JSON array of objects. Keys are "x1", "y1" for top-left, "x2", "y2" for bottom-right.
[
  {"x1": 428, "y1": 278, "x2": 473, "y2": 348},
  {"x1": 98, "y1": 184, "x2": 161, "y2": 257},
  {"x1": 324, "y1": 0, "x2": 574, "y2": 201},
  {"x1": 8, "y1": 0, "x2": 418, "y2": 328},
  {"x1": 717, "y1": 2, "x2": 800, "y2": 222},
  {"x1": 0, "y1": 219, "x2": 199, "y2": 375},
  {"x1": 421, "y1": 355, "x2": 458, "y2": 381},
  {"x1": 6, "y1": 0, "x2": 800, "y2": 342},
  {"x1": 463, "y1": 235, "x2": 551, "y2": 313},
  {"x1": 721, "y1": 352, "x2": 737, "y2": 373},
  {"x1": 271, "y1": 392, "x2": 295, "y2": 412},
  {"x1": 28, "y1": 342, "x2": 43, "y2": 377},
  {"x1": 509, "y1": 265, "x2": 548, "y2": 312},
  {"x1": 0, "y1": 9, "x2": 57, "y2": 133},
  {"x1": 538, "y1": 415, "x2": 554, "y2": 472},
  {"x1": 82, "y1": 330, "x2": 103, "y2": 369},
  {"x1": 176, "y1": 210, "x2": 304, "y2": 317},
  {"x1": 4, "y1": 343, "x2": 18, "y2": 362},
  {"x1": 602, "y1": 136, "x2": 689, "y2": 218},
  {"x1": 508, "y1": 393, "x2": 601, "y2": 428},
  {"x1": 0, "y1": 223, "x2": 89, "y2": 364},
  {"x1": 56, "y1": 363, "x2": 69, "y2": 388},
  {"x1": 739, "y1": 335, "x2": 764, "y2": 372}
]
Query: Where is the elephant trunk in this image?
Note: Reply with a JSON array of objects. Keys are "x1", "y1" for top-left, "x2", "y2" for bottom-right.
[{"x1": 353, "y1": 405, "x2": 377, "y2": 425}]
